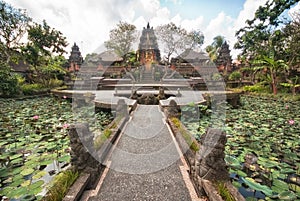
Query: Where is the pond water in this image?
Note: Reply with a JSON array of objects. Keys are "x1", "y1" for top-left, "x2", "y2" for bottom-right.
[
  {"x1": 0, "y1": 96, "x2": 112, "y2": 200},
  {"x1": 184, "y1": 95, "x2": 300, "y2": 200}
]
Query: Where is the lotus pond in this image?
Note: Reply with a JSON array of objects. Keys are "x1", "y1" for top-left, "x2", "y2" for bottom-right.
[
  {"x1": 184, "y1": 95, "x2": 300, "y2": 201},
  {"x1": 0, "y1": 96, "x2": 112, "y2": 200}
]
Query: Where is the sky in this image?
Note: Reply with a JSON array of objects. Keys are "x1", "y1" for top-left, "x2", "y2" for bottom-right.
[{"x1": 5, "y1": 0, "x2": 300, "y2": 59}]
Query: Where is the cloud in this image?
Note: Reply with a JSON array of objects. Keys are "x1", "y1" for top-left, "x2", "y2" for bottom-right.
[
  {"x1": 289, "y1": 2, "x2": 300, "y2": 20},
  {"x1": 5, "y1": 0, "x2": 268, "y2": 59},
  {"x1": 201, "y1": 0, "x2": 268, "y2": 58},
  {"x1": 164, "y1": 0, "x2": 184, "y2": 5}
]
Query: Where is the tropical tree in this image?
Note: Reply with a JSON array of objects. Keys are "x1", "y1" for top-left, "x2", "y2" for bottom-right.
[
  {"x1": 187, "y1": 30, "x2": 205, "y2": 51},
  {"x1": 205, "y1": 35, "x2": 225, "y2": 62},
  {"x1": 104, "y1": 21, "x2": 137, "y2": 61},
  {"x1": 253, "y1": 54, "x2": 288, "y2": 95},
  {"x1": 235, "y1": 0, "x2": 298, "y2": 59},
  {"x1": 283, "y1": 12, "x2": 300, "y2": 70},
  {"x1": 22, "y1": 20, "x2": 68, "y2": 86},
  {"x1": 0, "y1": 0, "x2": 31, "y2": 64}
]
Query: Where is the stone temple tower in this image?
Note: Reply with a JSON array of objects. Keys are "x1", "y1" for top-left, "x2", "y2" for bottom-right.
[
  {"x1": 68, "y1": 43, "x2": 83, "y2": 72},
  {"x1": 137, "y1": 23, "x2": 161, "y2": 71}
]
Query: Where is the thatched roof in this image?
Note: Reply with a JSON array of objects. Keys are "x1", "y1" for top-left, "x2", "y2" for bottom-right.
[
  {"x1": 177, "y1": 49, "x2": 210, "y2": 62},
  {"x1": 98, "y1": 51, "x2": 123, "y2": 62},
  {"x1": 10, "y1": 60, "x2": 30, "y2": 73}
]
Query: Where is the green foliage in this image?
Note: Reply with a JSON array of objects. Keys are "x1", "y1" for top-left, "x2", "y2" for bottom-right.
[
  {"x1": 228, "y1": 71, "x2": 242, "y2": 81},
  {"x1": 44, "y1": 170, "x2": 79, "y2": 201},
  {"x1": 170, "y1": 117, "x2": 199, "y2": 151},
  {"x1": 0, "y1": 1, "x2": 31, "y2": 64},
  {"x1": 252, "y1": 54, "x2": 288, "y2": 94},
  {"x1": 22, "y1": 20, "x2": 67, "y2": 86},
  {"x1": 20, "y1": 83, "x2": 45, "y2": 95},
  {"x1": 0, "y1": 97, "x2": 113, "y2": 199},
  {"x1": 211, "y1": 73, "x2": 223, "y2": 81},
  {"x1": 185, "y1": 95, "x2": 300, "y2": 200},
  {"x1": 188, "y1": 30, "x2": 205, "y2": 50},
  {"x1": 243, "y1": 83, "x2": 268, "y2": 93},
  {"x1": 205, "y1": 35, "x2": 225, "y2": 62},
  {"x1": 0, "y1": 64, "x2": 20, "y2": 97},
  {"x1": 235, "y1": 0, "x2": 298, "y2": 58},
  {"x1": 47, "y1": 79, "x2": 64, "y2": 88}
]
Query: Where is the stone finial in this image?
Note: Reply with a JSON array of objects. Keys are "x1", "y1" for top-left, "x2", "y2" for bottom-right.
[
  {"x1": 116, "y1": 99, "x2": 128, "y2": 117},
  {"x1": 165, "y1": 99, "x2": 181, "y2": 118}
]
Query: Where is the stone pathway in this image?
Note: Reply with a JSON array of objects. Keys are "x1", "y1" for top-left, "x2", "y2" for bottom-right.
[{"x1": 87, "y1": 105, "x2": 194, "y2": 201}]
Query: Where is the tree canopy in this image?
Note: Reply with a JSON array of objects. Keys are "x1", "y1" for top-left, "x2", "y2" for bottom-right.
[
  {"x1": 22, "y1": 20, "x2": 68, "y2": 86},
  {"x1": 235, "y1": 0, "x2": 298, "y2": 59},
  {"x1": 0, "y1": 0, "x2": 31, "y2": 64},
  {"x1": 104, "y1": 21, "x2": 137, "y2": 59},
  {"x1": 156, "y1": 22, "x2": 204, "y2": 63}
]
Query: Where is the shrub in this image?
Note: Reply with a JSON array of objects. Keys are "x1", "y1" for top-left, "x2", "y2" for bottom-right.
[
  {"x1": 0, "y1": 68, "x2": 20, "y2": 97},
  {"x1": 211, "y1": 73, "x2": 223, "y2": 81},
  {"x1": 21, "y1": 83, "x2": 46, "y2": 95},
  {"x1": 228, "y1": 71, "x2": 242, "y2": 81},
  {"x1": 243, "y1": 83, "x2": 268, "y2": 93},
  {"x1": 47, "y1": 78, "x2": 64, "y2": 88}
]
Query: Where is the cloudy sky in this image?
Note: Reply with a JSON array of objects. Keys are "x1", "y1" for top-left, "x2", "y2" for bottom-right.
[{"x1": 5, "y1": 0, "x2": 300, "y2": 59}]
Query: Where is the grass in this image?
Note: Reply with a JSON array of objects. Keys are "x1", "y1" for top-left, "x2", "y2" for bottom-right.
[
  {"x1": 216, "y1": 181, "x2": 236, "y2": 201},
  {"x1": 170, "y1": 117, "x2": 199, "y2": 152},
  {"x1": 94, "y1": 128, "x2": 112, "y2": 150},
  {"x1": 43, "y1": 170, "x2": 79, "y2": 201}
]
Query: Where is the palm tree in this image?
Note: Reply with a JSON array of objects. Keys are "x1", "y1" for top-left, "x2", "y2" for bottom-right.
[
  {"x1": 253, "y1": 54, "x2": 288, "y2": 95},
  {"x1": 205, "y1": 35, "x2": 225, "y2": 62}
]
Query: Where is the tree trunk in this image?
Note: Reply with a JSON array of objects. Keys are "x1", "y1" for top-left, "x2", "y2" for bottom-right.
[{"x1": 271, "y1": 71, "x2": 277, "y2": 95}]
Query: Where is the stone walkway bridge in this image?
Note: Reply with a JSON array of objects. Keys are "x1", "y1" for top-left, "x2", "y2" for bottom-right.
[
  {"x1": 57, "y1": 88, "x2": 243, "y2": 201},
  {"x1": 82, "y1": 105, "x2": 200, "y2": 201}
]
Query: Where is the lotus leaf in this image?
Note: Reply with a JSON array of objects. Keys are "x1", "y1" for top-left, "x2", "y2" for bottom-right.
[
  {"x1": 243, "y1": 176, "x2": 273, "y2": 197},
  {"x1": 278, "y1": 191, "x2": 297, "y2": 200},
  {"x1": 21, "y1": 180, "x2": 31, "y2": 187},
  {"x1": 20, "y1": 168, "x2": 35, "y2": 176},
  {"x1": 32, "y1": 171, "x2": 47, "y2": 180}
]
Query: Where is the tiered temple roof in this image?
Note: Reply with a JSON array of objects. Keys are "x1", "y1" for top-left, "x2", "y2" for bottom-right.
[
  {"x1": 137, "y1": 23, "x2": 161, "y2": 64},
  {"x1": 67, "y1": 43, "x2": 83, "y2": 72}
]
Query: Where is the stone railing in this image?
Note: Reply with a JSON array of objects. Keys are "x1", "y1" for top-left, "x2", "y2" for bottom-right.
[
  {"x1": 64, "y1": 100, "x2": 129, "y2": 201},
  {"x1": 164, "y1": 100, "x2": 245, "y2": 201}
]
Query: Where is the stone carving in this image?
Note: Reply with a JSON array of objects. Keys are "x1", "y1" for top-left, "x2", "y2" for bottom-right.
[
  {"x1": 195, "y1": 128, "x2": 229, "y2": 181},
  {"x1": 138, "y1": 93, "x2": 158, "y2": 105},
  {"x1": 68, "y1": 123, "x2": 101, "y2": 188},
  {"x1": 115, "y1": 99, "x2": 128, "y2": 117},
  {"x1": 165, "y1": 99, "x2": 181, "y2": 118},
  {"x1": 157, "y1": 87, "x2": 166, "y2": 100}
]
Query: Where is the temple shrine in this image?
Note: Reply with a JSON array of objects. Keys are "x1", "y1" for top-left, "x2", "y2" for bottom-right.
[
  {"x1": 137, "y1": 22, "x2": 161, "y2": 71},
  {"x1": 67, "y1": 43, "x2": 83, "y2": 72}
]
